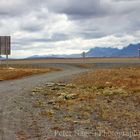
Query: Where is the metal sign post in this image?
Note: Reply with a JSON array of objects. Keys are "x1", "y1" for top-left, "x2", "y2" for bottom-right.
[
  {"x1": 138, "y1": 47, "x2": 140, "y2": 59},
  {"x1": 0, "y1": 36, "x2": 11, "y2": 68},
  {"x1": 6, "y1": 53, "x2": 9, "y2": 68},
  {"x1": 81, "y1": 51, "x2": 86, "y2": 63}
]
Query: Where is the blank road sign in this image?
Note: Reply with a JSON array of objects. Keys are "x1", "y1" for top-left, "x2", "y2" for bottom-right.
[{"x1": 0, "y1": 36, "x2": 11, "y2": 55}]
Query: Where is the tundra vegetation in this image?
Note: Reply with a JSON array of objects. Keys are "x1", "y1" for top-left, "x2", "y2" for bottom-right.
[
  {"x1": 31, "y1": 66, "x2": 140, "y2": 139},
  {"x1": 0, "y1": 64, "x2": 60, "y2": 81}
]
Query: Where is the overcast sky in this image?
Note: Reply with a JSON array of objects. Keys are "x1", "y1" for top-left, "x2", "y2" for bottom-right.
[{"x1": 0, "y1": 0, "x2": 140, "y2": 58}]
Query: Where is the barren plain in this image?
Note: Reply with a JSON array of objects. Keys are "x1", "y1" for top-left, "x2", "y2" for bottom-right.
[{"x1": 0, "y1": 58, "x2": 140, "y2": 140}]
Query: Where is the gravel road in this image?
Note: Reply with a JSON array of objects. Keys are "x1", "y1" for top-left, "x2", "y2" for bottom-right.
[
  {"x1": 0, "y1": 61, "x2": 140, "y2": 140},
  {"x1": 0, "y1": 63, "x2": 88, "y2": 140}
]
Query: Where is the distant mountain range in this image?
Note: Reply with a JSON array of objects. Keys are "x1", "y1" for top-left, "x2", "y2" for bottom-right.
[
  {"x1": 27, "y1": 43, "x2": 140, "y2": 59},
  {"x1": 86, "y1": 47, "x2": 119, "y2": 57},
  {"x1": 86, "y1": 43, "x2": 140, "y2": 57},
  {"x1": 27, "y1": 54, "x2": 81, "y2": 59},
  {"x1": 112, "y1": 43, "x2": 140, "y2": 57}
]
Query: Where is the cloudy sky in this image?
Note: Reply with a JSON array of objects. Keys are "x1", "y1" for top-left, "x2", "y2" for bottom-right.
[{"x1": 0, "y1": 0, "x2": 140, "y2": 58}]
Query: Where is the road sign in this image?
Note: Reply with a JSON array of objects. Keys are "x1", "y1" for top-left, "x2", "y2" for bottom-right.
[
  {"x1": 0, "y1": 36, "x2": 11, "y2": 55},
  {"x1": 81, "y1": 51, "x2": 86, "y2": 59},
  {"x1": 81, "y1": 51, "x2": 86, "y2": 63},
  {"x1": 0, "y1": 36, "x2": 11, "y2": 68}
]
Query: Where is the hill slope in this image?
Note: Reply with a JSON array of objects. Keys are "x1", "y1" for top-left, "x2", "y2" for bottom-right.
[
  {"x1": 86, "y1": 43, "x2": 140, "y2": 57},
  {"x1": 86, "y1": 47, "x2": 119, "y2": 57},
  {"x1": 113, "y1": 44, "x2": 140, "y2": 57}
]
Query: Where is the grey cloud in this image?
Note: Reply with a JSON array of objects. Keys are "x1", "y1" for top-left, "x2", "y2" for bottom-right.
[
  {"x1": 12, "y1": 33, "x2": 70, "y2": 50},
  {"x1": 20, "y1": 22, "x2": 45, "y2": 32},
  {"x1": 45, "y1": 0, "x2": 140, "y2": 20},
  {"x1": 80, "y1": 32, "x2": 107, "y2": 39},
  {"x1": 46, "y1": 0, "x2": 109, "y2": 19},
  {"x1": 29, "y1": 34, "x2": 69, "y2": 42},
  {"x1": 69, "y1": 0, "x2": 140, "y2": 39},
  {"x1": 51, "y1": 33, "x2": 70, "y2": 41},
  {"x1": 21, "y1": 26, "x2": 43, "y2": 32},
  {"x1": 1, "y1": 0, "x2": 140, "y2": 58},
  {"x1": 12, "y1": 36, "x2": 70, "y2": 51},
  {"x1": 0, "y1": 0, "x2": 42, "y2": 17}
]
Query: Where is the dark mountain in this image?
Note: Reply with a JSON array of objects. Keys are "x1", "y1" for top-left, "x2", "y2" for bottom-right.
[
  {"x1": 86, "y1": 47, "x2": 119, "y2": 57},
  {"x1": 112, "y1": 43, "x2": 140, "y2": 57},
  {"x1": 86, "y1": 43, "x2": 140, "y2": 57}
]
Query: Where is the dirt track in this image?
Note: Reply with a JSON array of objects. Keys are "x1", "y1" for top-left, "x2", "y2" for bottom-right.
[
  {"x1": 0, "y1": 63, "x2": 89, "y2": 140},
  {"x1": 0, "y1": 60, "x2": 140, "y2": 140}
]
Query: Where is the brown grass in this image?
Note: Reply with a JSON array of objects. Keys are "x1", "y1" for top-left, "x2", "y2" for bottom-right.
[
  {"x1": 6, "y1": 57, "x2": 140, "y2": 63},
  {"x1": 69, "y1": 67, "x2": 140, "y2": 132},
  {"x1": 30, "y1": 66, "x2": 140, "y2": 139},
  {"x1": 72, "y1": 67, "x2": 140, "y2": 92},
  {"x1": 0, "y1": 66, "x2": 60, "y2": 81}
]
